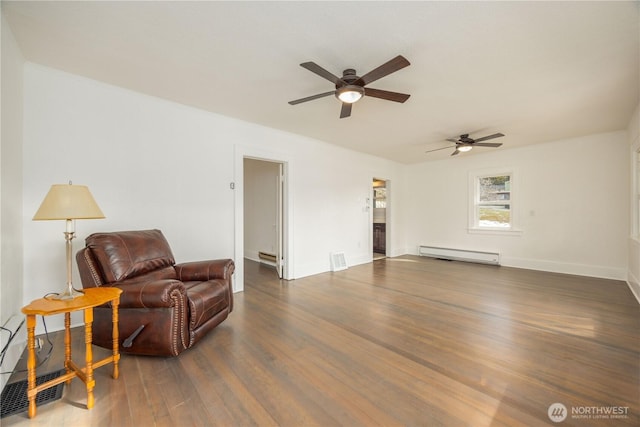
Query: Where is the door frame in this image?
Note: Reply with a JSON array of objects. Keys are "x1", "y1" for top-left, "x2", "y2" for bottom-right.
[
  {"x1": 234, "y1": 144, "x2": 292, "y2": 291},
  {"x1": 371, "y1": 177, "x2": 391, "y2": 259}
]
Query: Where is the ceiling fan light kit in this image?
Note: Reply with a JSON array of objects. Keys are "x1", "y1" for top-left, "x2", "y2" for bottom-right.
[
  {"x1": 289, "y1": 55, "x2": 411, "y2": 118},
  {"x1": 425, "y1": 133, "x2": 505, "y2": 157},
  {"x1": 336, "y1": 85, "x2": 364, "y2": 103}
]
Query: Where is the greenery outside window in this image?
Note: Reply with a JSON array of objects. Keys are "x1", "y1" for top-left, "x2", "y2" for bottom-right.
[{"x1": 469, "y1": 168, "x2": 521, "y2": 235}]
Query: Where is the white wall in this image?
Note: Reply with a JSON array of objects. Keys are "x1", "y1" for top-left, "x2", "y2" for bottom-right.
[
  {"x1": 0, "y1": 11, "x2": 26, "y2": 390},
  {"x1": 14, "y1": 35, "x2": 637, "y2": 340},
  {"x1": 22, "y1": 63, "x2": 404, "y2": 332},
  {"x1": 244, "y1": 158, "x2": 279, "y2": 261},
  {"x1": 404, "y1": 131, "x2": 629, "y2": 280},
  {"x1": 627, "y1": 103, "x2": 640, "y2": 302}
]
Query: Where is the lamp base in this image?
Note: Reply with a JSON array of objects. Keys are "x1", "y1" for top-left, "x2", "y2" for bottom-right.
[{"x1": 50, "y1": 284, "x2": 84, "y2": 300}]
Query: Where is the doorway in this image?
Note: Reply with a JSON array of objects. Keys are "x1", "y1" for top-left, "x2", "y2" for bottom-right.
[
  {"x1": 244, "y1": 158, "x2": 285, "y2": 278},
  {"x1": 373, "y1": 178, "x2": 387, "y2": 260}
]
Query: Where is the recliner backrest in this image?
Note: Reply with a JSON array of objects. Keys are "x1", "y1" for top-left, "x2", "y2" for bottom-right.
[{"x1": 85, "y1": 229, "x2": 176, "y2": 283}]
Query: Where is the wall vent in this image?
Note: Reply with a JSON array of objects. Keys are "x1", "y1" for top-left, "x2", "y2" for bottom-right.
[
  {"x1": 330, "y1": 252, "x2": 348, "y2": 272},
  {"x1": 419, "y1": 245, "x2": 500, "y2": 265}
]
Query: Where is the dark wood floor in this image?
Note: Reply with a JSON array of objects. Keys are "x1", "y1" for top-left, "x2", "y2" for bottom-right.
[{"x1": 4, "y1": 256, "x2": 639, "y2": 426}]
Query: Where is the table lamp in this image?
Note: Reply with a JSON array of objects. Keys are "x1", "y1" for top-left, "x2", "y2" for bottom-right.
[{"x1": 33, "y1": 182, "x2": 105, "y2": 300}]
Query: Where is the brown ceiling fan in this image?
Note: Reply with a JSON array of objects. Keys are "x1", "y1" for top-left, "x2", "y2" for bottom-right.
[
  {"x1": 288, "y1": 55, "x2": 411, "y2": 118},
  {"x1": 426, "y1": 133, "x2": 505, "y2": 156}
]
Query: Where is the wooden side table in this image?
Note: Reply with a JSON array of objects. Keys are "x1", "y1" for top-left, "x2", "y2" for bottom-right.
[{"x1": 21, "y1": 287, "x2": 122, "y2": 418}]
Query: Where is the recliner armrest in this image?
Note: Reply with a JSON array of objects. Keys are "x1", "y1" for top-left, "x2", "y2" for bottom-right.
[
  {"x1": 113, "y1": 279, "x2": 186, "y2": 309},
  {"x1": 174, "y1": 259, "x2": 235, "y2": 282}
]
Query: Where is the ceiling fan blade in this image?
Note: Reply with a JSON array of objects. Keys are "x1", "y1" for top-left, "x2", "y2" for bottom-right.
[
  {"x1": 300, "y1": 62, "x2": 343, "y2": 85},
  {"x1": 364, "y1": 88, "x2": 410, "y2": 103},
  {"x1": 473, "y1": 133, "x2": 505, "y2": 143},
  {"x1": 353, "y1": 55, "x2": 410, "y2": 86},
  {"x1": 340, "y1": 102, "x2": 352, "y2": 118},
  {"x1": 473, "y1": 142, "x2": 503, "y2": 148},
  {"x1": 451, "y1": 149, "x2": 460, "y2": 156},
  {"x1": 288, "y1": 91, "x2": 336, "y2": 105},
  {"x1": 425, "y1": 145, "x2": 455, "y2": 154}
]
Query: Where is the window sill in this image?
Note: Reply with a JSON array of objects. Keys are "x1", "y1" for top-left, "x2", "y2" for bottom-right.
[{"x1": 468, "y1": 227, "x2": 523, "y2": 236}]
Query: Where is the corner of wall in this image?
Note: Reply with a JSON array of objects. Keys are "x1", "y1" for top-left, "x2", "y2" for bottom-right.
[
  {"x1": 628, "y1": 264, "x2": 640, "y2": 304},
  {"x1": 627, "y1": 102, "x2": 639, "y2": 304},
  {"x1": 1, "y1": 11, "x2": 26, "y2": 391}
]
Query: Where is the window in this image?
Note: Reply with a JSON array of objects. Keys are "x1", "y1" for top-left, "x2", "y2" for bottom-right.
[
  {"x1": 469, "y1": 168, "x2": 521, "y2": 234},
  {"x1": 477, "y1": 175, "x2": 511, "y2": 227}
]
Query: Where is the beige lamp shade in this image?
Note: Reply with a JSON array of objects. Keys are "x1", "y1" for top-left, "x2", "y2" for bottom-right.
[{"x1": 33, "y1": 184, "x2": 105, "y2": 220}]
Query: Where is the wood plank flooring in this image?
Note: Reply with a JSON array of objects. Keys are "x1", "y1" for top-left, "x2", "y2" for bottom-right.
[{"x1": 3, "y1": 256, "x2": 639, "y2": 426}]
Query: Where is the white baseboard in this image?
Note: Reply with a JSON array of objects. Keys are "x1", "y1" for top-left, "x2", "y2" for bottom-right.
[
  {"x1": 293, "y1": 252, "x2": 372, "y2": 279},
  {"x1": 405, "y1": 247, "x2": 627, "y2": 281},
  {"x1": 397, "y1": 247, "x2": 417, "y2": 257},
  {"x1": 244, "y1": 250, "x2": 260, "y2": 262},
  {"x1": 349, "y1": 253, "x2": 373, "y2": 267},
  {"x1": 627, "y1": 270, "x2": 640, "y2": 305},
  {"x1": 501, "y1": 256, "x2": 626, "y2": 281},
  {"x1": 389, "y1": 249, "x2": 410, "y2": 258}
]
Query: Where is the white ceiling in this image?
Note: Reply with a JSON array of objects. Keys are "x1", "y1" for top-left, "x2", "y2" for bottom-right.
[{"x1": 3, "y1": 1, "x2": 639, "y2": 163}]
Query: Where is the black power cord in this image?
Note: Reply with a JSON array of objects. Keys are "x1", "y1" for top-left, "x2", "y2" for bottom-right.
[
  {"x1": 0, "y1": 326, "x2": 18, "y2": 369},
  {"x1": 0, "y1": 291, "x2": 61, "y2": 375},
  {"x1": 0, "y1": 319, "x2": 24, "y2": 372},
  {"x1": 0, "y1": 316, "x2": 54, "y2": 375}
]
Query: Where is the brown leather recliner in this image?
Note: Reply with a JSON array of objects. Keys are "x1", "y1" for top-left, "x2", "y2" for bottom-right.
[{"x1": 76, "y1": 229, "x2": 234, "y2": 357}]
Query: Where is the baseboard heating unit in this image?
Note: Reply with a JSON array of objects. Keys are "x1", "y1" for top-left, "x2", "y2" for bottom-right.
[
  {"x1": 258, "y1": 251, "x2": 277, "y2": 263},
  {"x1": 419, "y1": 245, "x2": 500, "y2": 265},
  {"x1": 258, "y1": 251, "x2": 277, "y2": 268}
]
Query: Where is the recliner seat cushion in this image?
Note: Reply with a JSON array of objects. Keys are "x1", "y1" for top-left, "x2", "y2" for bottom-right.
[
  {"x1": 86, "y1": 229, "x2": 175, "y2": 283},
  {"x1": 183, "y1": 280, "x2": 230, "y2": 330}
]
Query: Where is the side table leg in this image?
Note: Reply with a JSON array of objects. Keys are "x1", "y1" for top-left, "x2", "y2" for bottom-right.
[
  {"x1": 25, "y1": 315, "x2": 37, "y2": 418},
  {"x1": 112, "y1": 299, "x2": 120, "y2": 379},
  {"x1": 84, "y1": 308, "x2": 95, "y2": 410}
]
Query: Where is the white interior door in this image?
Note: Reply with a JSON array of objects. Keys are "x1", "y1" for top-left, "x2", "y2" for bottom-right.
[
  {"x1": 236, "y1": 144, "x2": 292, "y2": 291},
  {"x1": 243, "y1": 157, "x2": 286, "y2": 278}
]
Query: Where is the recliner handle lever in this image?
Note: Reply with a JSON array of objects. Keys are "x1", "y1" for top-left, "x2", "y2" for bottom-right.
[{"x1": 123, "y1": 325, "x2": 145, "y2": 348}]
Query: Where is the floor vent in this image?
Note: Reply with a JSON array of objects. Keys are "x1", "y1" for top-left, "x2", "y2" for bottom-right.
[
  {"x1": 330, "y1": 252, "x2": 347, "y2": 272},
  {"x1": 1, "y1": 369, "x2": 65, "y2": 418},
  {"x1": 419, "y1": 245, "x2": 500, "y2": 265}
]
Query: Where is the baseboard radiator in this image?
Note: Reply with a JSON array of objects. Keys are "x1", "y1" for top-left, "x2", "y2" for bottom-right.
[
  {"x1": 419, "y1": 245, "x2": 500, "y2": 266},
  {"x1": 258, "y1": 251, "x2": 277, "y2": 267}
]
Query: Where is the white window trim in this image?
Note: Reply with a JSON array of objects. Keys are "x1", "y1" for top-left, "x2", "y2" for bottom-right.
[{"x1": 468, "y1": 167, "x2": 523, "y2": 236}]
